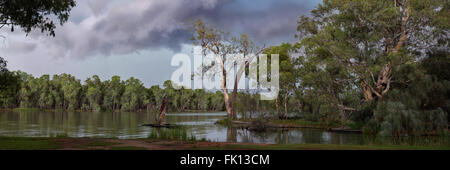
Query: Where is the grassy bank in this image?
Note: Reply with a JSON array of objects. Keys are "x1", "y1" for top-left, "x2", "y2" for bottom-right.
[
  {"x1": 204, "y1": 143, "x2": 450, "y2": 150},
  {"x1": 0, "y1": 137, "x2": 62, "y2": 150},
  {"x1": 0, "y1": 137, "x2": 449, "y2": 150}
]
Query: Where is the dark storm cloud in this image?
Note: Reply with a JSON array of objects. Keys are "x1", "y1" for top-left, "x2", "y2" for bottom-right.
[
  {"x1": 15, "y1": 0, "x2": 319, "y2": 59},
  {"x1": 201, "y1": 0, "x2": 312, "y2": 45}
]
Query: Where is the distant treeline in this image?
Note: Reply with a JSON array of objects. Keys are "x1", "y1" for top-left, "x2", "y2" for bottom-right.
[{"x1": 0, "y1": 71, "x2": 225, "y2": 112}]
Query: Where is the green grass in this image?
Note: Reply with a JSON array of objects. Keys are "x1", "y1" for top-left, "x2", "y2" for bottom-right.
[
  {"x1": 0, "y1": 137, "x2": 120, "y2": 150},
  {"x1": 346, "y1": 121, "x2": 366, "y2": 130},
  {"x1": 1, "y1": 136, "x2": 448, "y2": 150},
  {"x1": 216, "y1": 118, "x2": 233, "y2": 126},
  {"x1": 199, "y1": 143, "x2": 450, "y2": 150},
  {"x1": 147, "y1": 127, "x2": 197, "y2": 141},
  {"x1": 0, "y1": 137, "x2": 62, "y2": 150}
]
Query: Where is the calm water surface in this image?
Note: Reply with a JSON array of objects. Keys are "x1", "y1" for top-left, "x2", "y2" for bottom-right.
[{"x1": 0, "y1": 110, "x2": 447, "y2": 145}]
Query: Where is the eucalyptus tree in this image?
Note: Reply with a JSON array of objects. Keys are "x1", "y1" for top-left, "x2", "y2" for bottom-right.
[
  {"x1": 19, "y1": 73, "x2": 38, "y2": 108},
  {"x1": 162, "y1": 80, "x2": 179, "y2": 111},
  {"x1": 149, "y1": 85, "x2": 164, "y2": 111},
  {"x1": 121, "y1": 77, "x2": 148, "y2": 111},
  {"x1": 103, "y1": 76, "x2": 124, "y2": 111},
  {"x1": 210, "y1": 91, "x2": 225, "y2": 111},
  {"x1": 179, "y1": 87, "x2": 194, "y2": 111},
  {"x1": 191, "y1": 20, "x2": 264, "y2": 119},
  {"x1": 297, "y1": 0, "x2": 449, "y2": 132},
  {"x1": 194, "y1": 89, "x2": 207, "y2": 111},
  {"x1": 297, "y1": 0, "x2": 449, "y2": 102},
  {"x1": 36, "y1": 75, "x2": 53, "y2": 109},
  {"x1": 0, "y1": 60, "x2": 20, "y2": 108},
  {"x1": 264, "y1": 43, "x2": 297, "y2": 118},
  {"x1": 65, "y1": 75, "x2": 82, "y2": 110},
  {"x1": 85, "y1": 75, "x2": 104, "y2": 112},
  {"x1": 53, "y1": 73, "x2": 82, "y2": 110}
]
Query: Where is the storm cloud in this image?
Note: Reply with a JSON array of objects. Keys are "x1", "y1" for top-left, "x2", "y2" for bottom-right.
[
  {"x1": 1, "y1": 0, "x2": 320, "y2": 86},
  {"x1": 4, "y1": 0, "x2": 316, "y2": 59}
]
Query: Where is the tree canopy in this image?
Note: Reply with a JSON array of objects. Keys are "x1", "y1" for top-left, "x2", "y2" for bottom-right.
[{"x1": 0, "y1": 0, "x2": 76, "y2": 36}]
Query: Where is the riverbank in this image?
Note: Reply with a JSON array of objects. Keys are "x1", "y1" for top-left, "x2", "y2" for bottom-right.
[
  {"x1": 1, "y1": 137, "x2": 449, "y2": 150},
  {"x1": 216, "y1": 118, "x2": 363, "y2": 133},
  {"x1": 6, "y1": 108, "x2": 224, "y2": 114}
]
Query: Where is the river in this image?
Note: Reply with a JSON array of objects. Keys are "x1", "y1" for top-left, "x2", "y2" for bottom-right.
[{"x1": 0, "y1": 110, "x2": 447, "y2": 145}]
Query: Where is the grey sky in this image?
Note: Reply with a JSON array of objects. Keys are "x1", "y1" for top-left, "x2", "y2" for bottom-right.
[{"x1": 0, "y1": 0, "x2": 320, "y2": 87}]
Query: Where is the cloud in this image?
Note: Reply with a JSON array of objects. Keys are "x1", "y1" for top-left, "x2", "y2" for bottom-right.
[
  {"x1": 6, "y1": 41, "x2": 36, "y2": 54},
  {"x1": 0, "y1": 0, "x2": 320, "y2": 87},
  {"x1": 87, "y1": 0, "x2": 110, "y2": 15},
  {"x1": 4, "y1": 0, "x2": 316, "y2": 60},
  {"x1": 19, "y1": 0, "x2": 222, "y2": 59}
]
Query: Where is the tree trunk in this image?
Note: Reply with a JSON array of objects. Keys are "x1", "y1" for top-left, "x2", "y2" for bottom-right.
[
  {"x1": 230, "y1": 77, "x2": 238, "y2": 119},
  {"x1": 221, "y1": 68, "x2": 234, "y2": 119},
  {"x1": 375, "y1": 63, "x2": 391, "y2": 99},
  {"x1": 275, "y1": 98, "x2": 280, "y2": 117},
  {"x1": 223, "y1": 90, "x2": 233, "y2": 118},
  {"x1": 338, "y1": 105, "x2": 347, "y2": 128},
  {"x1": 283, "y1": 91, "x2": 288, "y2": 119},
  {"x1": 361, "y1": 81, "x2": 374, "y2": 101},
  {"x1": 296, "y1": 99, "x2": 303, "y2": 114},
  {"x1": 231, "y1": 58, "x2": 248, "y2": 119},
  {"x1": 360, "y1": 6, "x2": 410, "y2": 102},
  {"x1": 155, "y1": 96, "x2": 168, "y2": 126},
  {"x1": 361, "y1": 63, "x2": 392, "y2": 102}
]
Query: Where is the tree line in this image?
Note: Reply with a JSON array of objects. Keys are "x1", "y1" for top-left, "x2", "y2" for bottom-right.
[{"x1": 0, "y1": 71, "x2": 225, "y2": 112}]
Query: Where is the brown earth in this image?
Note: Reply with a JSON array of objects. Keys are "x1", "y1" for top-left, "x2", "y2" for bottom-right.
[{"x1": 53, "y1": 138, "x2": 268, "y2": 150}]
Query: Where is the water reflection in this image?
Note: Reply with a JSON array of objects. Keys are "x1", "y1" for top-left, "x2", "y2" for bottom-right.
[{"x1": 0, "y1": 110, "x2": 447, "y2": 145}]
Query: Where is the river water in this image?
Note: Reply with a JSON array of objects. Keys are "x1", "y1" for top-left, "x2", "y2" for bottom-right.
[{"x1": 0, "y1": 110, "x2": 447, "y2": 145}]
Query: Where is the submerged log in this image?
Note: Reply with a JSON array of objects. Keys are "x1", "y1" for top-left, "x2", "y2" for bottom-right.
[{"x1": 141, "y1": 123, "x2": 179, "y2": 128}]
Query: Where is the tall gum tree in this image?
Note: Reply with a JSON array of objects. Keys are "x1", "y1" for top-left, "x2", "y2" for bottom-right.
[
  {"x1": 297, "y1": 0, "x2": 449, "y2": 103},
  {"x1": 191, "y1": 20, "x2": 264, "y2": 119}
]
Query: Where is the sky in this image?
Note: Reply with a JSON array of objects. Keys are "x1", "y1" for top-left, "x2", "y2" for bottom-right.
[{"x1": 0, "y1": 0, "x2": 320, "y2": 87}]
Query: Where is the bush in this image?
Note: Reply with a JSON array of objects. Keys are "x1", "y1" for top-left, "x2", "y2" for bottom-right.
[{"x1": 373, "y1": 101, "x2": 447, "y2": 137}]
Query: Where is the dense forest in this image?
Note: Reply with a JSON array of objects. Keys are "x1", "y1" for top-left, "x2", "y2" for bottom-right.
[
  {"x1": 0, "y1": 0, "x2": 449, "y2": 137},
  {"x1": 0, "y1": 70, "x2": 226, "y2": 112}
]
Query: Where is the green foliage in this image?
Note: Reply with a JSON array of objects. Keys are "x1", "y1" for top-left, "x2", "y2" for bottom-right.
[
  {"x1": 103, "y1": 76, "x2": 124, "y2": 111},
  {"x1": 147, "y1": 127, "x2": 196, "y2": 141},
  {"x1": 0, "y1": 0, "x2": 76, "y2": 36},
  {"x1": 291, "y1": 0, "x2": 450, "y2": 135},
  {"x1": 0, "y1": 62, "x2": 21, "y2": 108},
  {"x1": 0, "y1": 137, "x2": 62, "y2": 150},
  {"x1": 120, "y1": 77, "x2": 147, "y2": 111},
  {"x1": 85, "y1": 75, "x2": 104, "y2": 112},
  {"x1": 373, "y1": 101, "x2": 447, "y2": 136},
  {"x1": 0, "y1": 72, "x2": 226, "y2": 113}
]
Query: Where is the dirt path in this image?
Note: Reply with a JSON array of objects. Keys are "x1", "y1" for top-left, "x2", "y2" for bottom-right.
[{"x1": 54, "y1": 138, "x2": 268, "y2": 150}]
